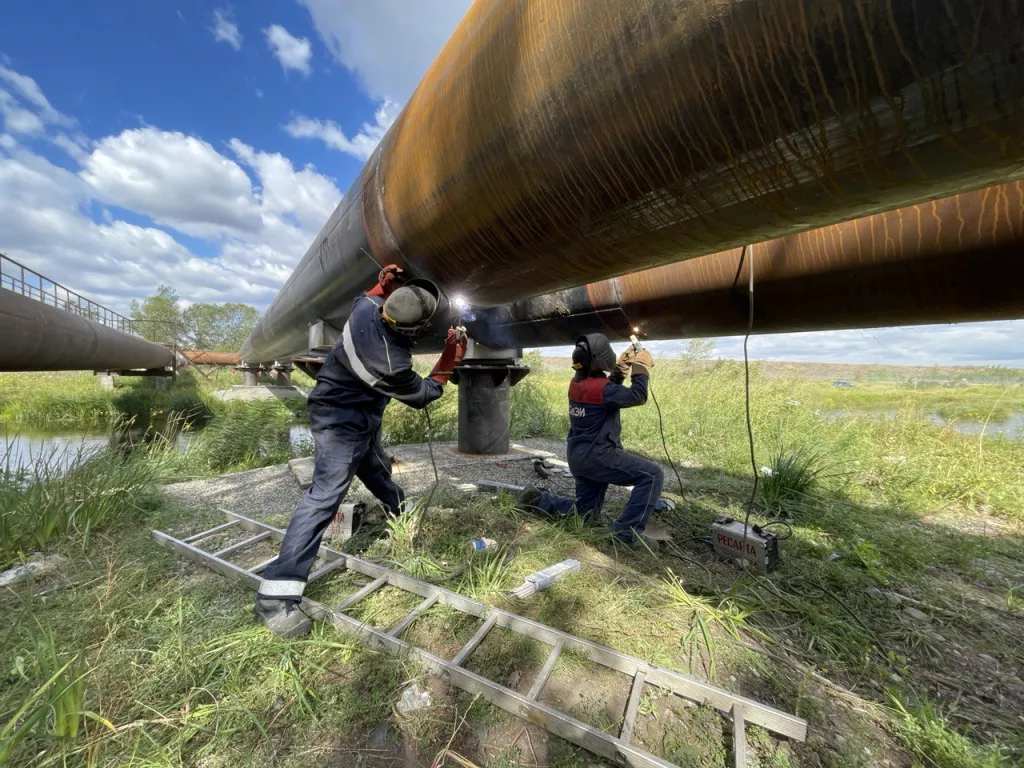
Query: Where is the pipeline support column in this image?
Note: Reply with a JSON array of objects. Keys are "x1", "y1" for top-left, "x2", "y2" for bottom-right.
[{"x1": 454, "y1": 341, "x2": 530, "y2": 455}]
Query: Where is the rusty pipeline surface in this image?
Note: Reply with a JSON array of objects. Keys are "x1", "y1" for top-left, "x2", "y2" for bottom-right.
[
  {"x1": 242, "y1": 0, "x2": 1024, "y2": 364},
  {"x1": 181, "y1": 350, "x2": 240, "y2": 366},
  {"x1": 2, "y1": 287, "x2": 175, "y2": 372},
  {"x1": 468, "y1": 181, "x2": 1024, "y2": 346}
]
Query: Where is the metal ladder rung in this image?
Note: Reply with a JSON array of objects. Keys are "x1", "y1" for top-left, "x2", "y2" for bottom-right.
[
  {"x1": 388, "y1": 593, "x2": 439, "y2": 637},
  {"x1": 619, "y1": 669, "x2": 646, "y2": 745},
  {"x1": 732, "y1": 704, "x2": 746, "y2": 768},
  {"x1": 184, "y1": 520, "x2": 239, "y2": 544},
  {"x1": 527, "y1": 639, "x2": 564, "y2": 701},
  {"x1": 248, "y1": 555, "x2": 278, "y2": 574},
  {"x1": 336, "y1": 576, "x2": 388, "y2": 612},
  {"x1": 213, "y1": 531, "x2": 271, "y2": 558},
  {"x1": 309, "y1": 558, "x2": 348, "y2": 583},
  {"x1": 155, "y1": 512, "x2": 808, "y2": 768},
  {"x1": 451, "y1": 613, "x2": 498, "y2": 668}
]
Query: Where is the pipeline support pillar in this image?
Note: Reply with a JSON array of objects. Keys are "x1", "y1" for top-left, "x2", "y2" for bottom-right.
[
  {"x1": 454, "y1": 341, "x2": 530, "y2": 455},
  {"x1": 273, "y1": 364, "x2": 293, "y2": 387},
  {"x1": 238, "y1": 366, "x2": 260, "y2": 387}
]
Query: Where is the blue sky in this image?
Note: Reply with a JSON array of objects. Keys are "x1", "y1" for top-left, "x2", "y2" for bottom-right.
[{"x1": 1, "y1": 1, "x2": 1021, "y2": 367}]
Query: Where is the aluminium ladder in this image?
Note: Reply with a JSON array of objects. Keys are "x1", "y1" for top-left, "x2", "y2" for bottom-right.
[{"x1": 152, "y1": 510, "x2": 806, "y2": 768}]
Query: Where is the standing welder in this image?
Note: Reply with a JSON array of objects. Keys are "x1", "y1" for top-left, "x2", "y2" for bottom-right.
[
  {"x1": 519, "y1": 334, "x2": 663, "y2": 550},
  {"x1": 255, "y1": 265, "x2": 465, "y2": 637}
]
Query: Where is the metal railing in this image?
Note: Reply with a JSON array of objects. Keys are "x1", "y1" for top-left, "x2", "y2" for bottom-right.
[{"x1": 1, "y1": 253, "x2": 139, "y2": 335}]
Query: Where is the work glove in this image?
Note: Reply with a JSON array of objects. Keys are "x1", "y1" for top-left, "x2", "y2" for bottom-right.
[
  {"x1": 630, "y1": 349, "x2": 654, "y2": 377},
  {"x1": 430, "y1": 326, "x2": 468, "y2": 384},
  {"x1": 366, "y1": 264, "x2": 406, "y2": 298},
  {"x1": 614, "y1": 347, "x2": 635, "y2": 381}
]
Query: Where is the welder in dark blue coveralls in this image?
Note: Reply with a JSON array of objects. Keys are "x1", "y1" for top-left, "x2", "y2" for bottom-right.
[
  {"x1": 518, "y1": 334, "x2": 663, "y2": 550},
  {"x1": 255, "y1": 265, "x2": 466, "y2": 637}
]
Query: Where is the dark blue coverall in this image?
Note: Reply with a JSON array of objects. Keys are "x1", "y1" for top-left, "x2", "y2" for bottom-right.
[
  {"x1": 258, "y1": 294, "x2": 444, "y2": 602},
  {"x1": 532, "y1": 371, "x2": 663, "y2": 543}
]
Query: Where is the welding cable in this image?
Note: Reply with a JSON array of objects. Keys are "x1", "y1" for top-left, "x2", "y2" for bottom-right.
[
  {"x1": 649, "y1": 381, "x2": 686, "y2": 502},
  {"x1": 621, "y1": 322, "x2": 686, "y2": 507},
  {"x1": 758, "y1": 521, "x2": 793, "y2": 540},
  {"x1": 412, "y1": 404, "x2": 441, "y2": 543},
  {"x1": 739, "y1": 244, "x2": 759, "y2": 541}
]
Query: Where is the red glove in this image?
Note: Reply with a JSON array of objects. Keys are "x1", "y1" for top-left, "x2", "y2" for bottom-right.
[
  {"x1": 430, "y1": 327, "x2": 468, "y2": 384},
  {"x1": 366, "y1": 264, "x2": 405, "y2": 298}
]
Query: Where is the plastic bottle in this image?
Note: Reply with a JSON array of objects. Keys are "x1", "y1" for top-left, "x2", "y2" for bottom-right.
[{"x1": 470, "y1": 537, "x2": 497, "y2": 551}]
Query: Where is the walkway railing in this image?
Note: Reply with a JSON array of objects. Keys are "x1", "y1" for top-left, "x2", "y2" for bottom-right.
[{"x1": 1, "y1": 253, "x2": 138, "y2": 335}]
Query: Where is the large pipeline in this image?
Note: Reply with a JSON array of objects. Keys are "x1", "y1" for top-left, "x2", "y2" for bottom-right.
[
  {"x1": 469, "y1": 181, "x2": 1024, "y2": 346},
  {"x1": 242, "y1": 0, "x2": 1024, "y2": 364},
  {"x1": 1, "y1": 288, "x2": 175, "y2": 372}
]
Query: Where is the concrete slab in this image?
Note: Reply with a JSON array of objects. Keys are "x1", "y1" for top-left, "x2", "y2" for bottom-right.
[
  {"x1": 165, "y1": 437, "x2": 653, "y2": 529},
  {"x1": 212, "y1": 385, "x2": 308, "y2": 402},
  {"x1": 288, "y1": 457, "x2": 314, "y2": 489}
]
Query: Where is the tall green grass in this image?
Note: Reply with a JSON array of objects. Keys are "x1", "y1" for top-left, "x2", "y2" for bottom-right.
[
  {"x1": 177, "y1": 400, "x2": 295, "y2": 473},
  {"x1": 0, "y1": 441, "x2": 164, "y2": 567},
  {"x1": 0, "y1": 371, "x2": 213, "y2": 426},
  {"x1": 521, "y1": 360, "x2": 1024, "y2": 520}
]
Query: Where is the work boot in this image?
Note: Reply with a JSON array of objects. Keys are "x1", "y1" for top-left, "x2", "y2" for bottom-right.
[
  {"x1": 254, "y1": 598, "x2": 313, "y2": 638},
  {"x1": 517, "y1": 485, "x2": 543, "y2": 510}
]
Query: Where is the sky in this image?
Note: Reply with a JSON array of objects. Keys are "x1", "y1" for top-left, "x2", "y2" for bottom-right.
[{"x1": 0, "y1": 1, "x2": 1021, "y2": 368}]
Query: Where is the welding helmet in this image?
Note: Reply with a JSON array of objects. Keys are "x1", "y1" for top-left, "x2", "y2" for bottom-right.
[
  {"x1": 572, "y1": 333, "x2": 616, "y2": 373},
  {"x1": 382, "y1": 278, "x2": 444, "y2": 339}
]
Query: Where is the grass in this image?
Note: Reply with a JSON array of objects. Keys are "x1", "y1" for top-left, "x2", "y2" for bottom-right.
[
  {"x1": 0, "y1": 441, "x2": 165, "y2": 567},
  {"x1": 758, "y1": 445, "x2": 837, "y2": 512},
  {"x1": 0, "y1": 371, "x2": 214, "y2": 426},
  {"x1": 0, "y1": 358, "x2": 1022, "y2": 765},
  {"x1": 800, "y1": 379, "x2": 1024, "y2": 423},
  {"x1": 168, "y1": 400, "x2": 297, "y2": 475}
]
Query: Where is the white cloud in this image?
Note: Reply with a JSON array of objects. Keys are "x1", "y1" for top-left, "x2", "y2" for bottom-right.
[
  {"x1": 710, "y1": 324, "x2": 1024, "y2": 368},
  {"x1": 0, "y1": 66, "x2": 75, "y2": 129},
  {"x1": 51, "y1": 132, "x2": 90, "y2": 162},
  {"x1": 0, "y1": 138, "x2": 340, "y2": 311},
  {"x1": 0, "y1": 91, "x2": 44, "y2": 135},
  {"x1": 298, "y1": 0, "x2": 470, "y2": 101},
  {"x1": 264, "y1": 24, "x2": 312, "y2": 76},
  {"x1": 81, "y1": 128, "x2": 261, "y2": 238},
  {"x1": 283, "y1": 100, "x2": 399, "y2": 161},
  {"x1": 0, "y1": 66, "x2": 343, "y2": 314},
  {"x1": 229, "y1": 138, "x2": 341, "y2": 233},
  {"x1": 533, "y1": 322, "x2": 1024, "y2": 368},
  {"x1": 0, "y1": 65, "x2": 88, "y2": 160},
  {"x1": 212, "y1": 8, "x2": 243, "y2": 51}
]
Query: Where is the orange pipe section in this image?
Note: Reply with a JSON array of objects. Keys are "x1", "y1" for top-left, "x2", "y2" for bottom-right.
[
  {"x1": 366, "y1": 0, "x2": 1024, "y2": 304},
  {"x1": 181, "y1": 350, "x2": 239, "y2": 366},
  {"x1": 479, "y1": 181, "x2": 1024, "y2": 344}
]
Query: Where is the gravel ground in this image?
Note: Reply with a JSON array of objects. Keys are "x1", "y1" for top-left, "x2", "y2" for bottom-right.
[
  {"x1": 163, "y1": 463, "x2": 304, "y2": 518},
  {"x1": 162, "y1": 438, "x2": 638, "y2": 520}
]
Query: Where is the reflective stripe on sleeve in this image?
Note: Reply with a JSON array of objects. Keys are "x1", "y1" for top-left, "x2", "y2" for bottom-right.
[{"x1": 341, "y1": 321, "x2": 380, "y2": 387}]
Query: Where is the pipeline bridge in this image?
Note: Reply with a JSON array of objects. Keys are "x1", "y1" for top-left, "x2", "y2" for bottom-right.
[
  {"x1": 0, "y1": 253, "x2": 244, "y2": 378},
  {"x1": 3, "y1": 0, "x2": 1024, "y2": 451}
]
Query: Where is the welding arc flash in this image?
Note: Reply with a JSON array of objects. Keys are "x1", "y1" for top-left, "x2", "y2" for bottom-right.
[{"x1": 454, "y1": 296, "x2": 468, "y2": 309}]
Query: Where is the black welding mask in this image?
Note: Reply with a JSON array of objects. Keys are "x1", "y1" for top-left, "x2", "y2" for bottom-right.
[{"x1": 572, "y1": 333, "x2": 616, "y2": 374}]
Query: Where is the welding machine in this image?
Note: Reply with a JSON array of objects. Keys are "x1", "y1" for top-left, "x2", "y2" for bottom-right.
[
  {"x1": 710, "y1": 517, "x2": 780, "y2": 571},
  {"x1": 324, "y1": 502, "x2": 365, "y2": 540}
]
